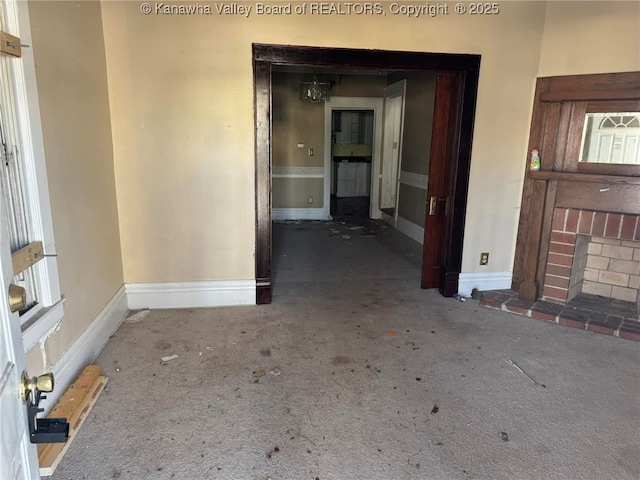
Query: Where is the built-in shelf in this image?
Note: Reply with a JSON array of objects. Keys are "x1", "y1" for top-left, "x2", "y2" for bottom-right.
[{"x1": 527, "y1": 170, "x2": 640, "y2": 185}]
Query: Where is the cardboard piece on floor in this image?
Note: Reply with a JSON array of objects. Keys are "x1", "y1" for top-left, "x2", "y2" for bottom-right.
[{"x1": 38, "y1": 365, "x2": 108, "y2": 477}]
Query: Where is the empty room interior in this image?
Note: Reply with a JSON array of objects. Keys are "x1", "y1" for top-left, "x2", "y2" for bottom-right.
[{"x1": 0, "y1": 1, "x2": 639, "y2": 479}]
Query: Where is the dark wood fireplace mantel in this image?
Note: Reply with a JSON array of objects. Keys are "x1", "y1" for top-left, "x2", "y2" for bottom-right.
[{"x1": 512, "y1": 72, "x2": 640, "y2": 302}]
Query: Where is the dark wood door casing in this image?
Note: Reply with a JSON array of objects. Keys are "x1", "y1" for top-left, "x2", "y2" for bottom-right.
[
  {"x1": 512, "y1": 72, "x2": 640, "y2": 302},
  {"x1": 254, "y1": 59, "x2": 272, "y2": 304},
  {"x1": 253, "y1": 44, "x2": 480, "y2": 304}
]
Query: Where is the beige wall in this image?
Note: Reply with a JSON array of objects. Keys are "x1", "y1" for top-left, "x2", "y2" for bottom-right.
[
  {"x1": 273, "y1": 178, "x2": 325, "y2": 209},
  {"x1": 103, "y1": 5, "x2": 258, "y2": 283},
  {"x1": 26, "y1": 1, "x2": 123, "y2": 366},
  {"x1": 398, "y1": 185, "x2": 427, "y2": 227},
  {"x1": 102, "y1": 1, "x2": 548, "y2": 280},
  {"x1": 538, "y1": 1, "x2": 640, "y2": 77},
  {"x1": 273, "y1": 73, "x2": 325, "y2": 168}
]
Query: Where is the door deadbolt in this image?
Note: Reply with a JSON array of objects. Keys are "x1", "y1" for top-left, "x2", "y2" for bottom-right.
[{"x1": 9, "y1": 283, "x2": 26, "y2": 312}]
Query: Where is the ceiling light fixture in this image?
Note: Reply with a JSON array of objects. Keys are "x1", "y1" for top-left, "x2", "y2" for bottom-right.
[{"x1": 299, "y1": 75, "x2": 331, "y2": 103}]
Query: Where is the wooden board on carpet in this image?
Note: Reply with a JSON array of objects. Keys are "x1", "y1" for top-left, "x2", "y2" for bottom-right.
[{"x1": 38, "y1": 365, "x2": 108, "y2": 477}]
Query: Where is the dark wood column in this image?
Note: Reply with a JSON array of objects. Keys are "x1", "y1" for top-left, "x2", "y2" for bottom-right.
[{"x1": 253, "y1": 57, "x2": 272, "y2": 304}]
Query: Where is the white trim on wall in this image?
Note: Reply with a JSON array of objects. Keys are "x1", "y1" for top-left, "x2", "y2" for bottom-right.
[
  {"x1": 458, "y1": 272, "x2": 513, "y2": 296},
  {"x1": 273, "y1": 166, "x2": 324, "y2": 178},
  {"x1": 399, "y1": 171, "x2": 428, "y2": 190},
  {"x1": 272, "y1": 208, "x2": 330, "y2": 221},
  {"x1": 396, "y1": 216, "x2": 425, "y2": 245},
  {"x1": 43, "y1": 285, "x2": 127, "y2": 414},
  {"x1": 126, "y1": 280, "x2": 256, "y2": 310}
]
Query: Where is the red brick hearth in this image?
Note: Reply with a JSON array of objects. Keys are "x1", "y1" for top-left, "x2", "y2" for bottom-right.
[
  {"x1": 542, "y1": 208, "x2": 640, "y2": 304},
  {"x1": 479, "y1": 289, "x2": 640, "y2": 342}
]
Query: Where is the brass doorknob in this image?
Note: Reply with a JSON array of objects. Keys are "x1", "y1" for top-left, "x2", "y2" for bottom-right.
[
  {"x1": 9, "y1": 283, "x2": 26, "y2": 312},
  {"x1": 20, "y1": 372, "x2": 55, "y2": 402},
  {"x1": 35, "y1": 372, "x2": 54, "y2": 392}
]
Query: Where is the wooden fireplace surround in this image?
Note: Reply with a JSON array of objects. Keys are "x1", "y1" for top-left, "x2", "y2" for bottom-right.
[{"x1": 512, "y1": 71, "x2": 640, "y2": 302}]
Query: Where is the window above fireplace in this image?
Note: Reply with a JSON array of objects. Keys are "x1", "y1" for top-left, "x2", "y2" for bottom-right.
[{"x1": 580, "y1": 112, "x2": 640, "y2": 166}]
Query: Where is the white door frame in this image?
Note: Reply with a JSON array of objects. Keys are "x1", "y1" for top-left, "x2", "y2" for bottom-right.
[{"x1": 323, "y1": 97, "x2": 384, "y2": 219}]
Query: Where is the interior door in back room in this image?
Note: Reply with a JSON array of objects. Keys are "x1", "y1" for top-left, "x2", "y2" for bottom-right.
[{"x1": 380, "y1": 80, "x2": 406, "y2": 214}]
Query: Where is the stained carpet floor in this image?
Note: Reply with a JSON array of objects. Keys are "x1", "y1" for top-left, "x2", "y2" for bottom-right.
[{"x1": 49, "y1": 220, "x2": 640, "y2": 480}]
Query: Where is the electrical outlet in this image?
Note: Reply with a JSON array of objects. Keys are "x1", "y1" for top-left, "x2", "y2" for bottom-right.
[
  {"x1": 308, "y1": 148, "x2": 314, "y2": 156},
  {"x1": 307, "y1": 196, "x2": 313, "y2": 204},
  {"x1": 480, "y1": 252, "x2": 489, "y2": 266}
]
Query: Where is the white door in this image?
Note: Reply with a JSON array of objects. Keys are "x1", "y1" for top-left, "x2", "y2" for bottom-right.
[
  {"x1": 0, "y1": 207, "x2": 40, "y2": 478},
  {"x1": 0, "y1": 2, "x2": 41, "y2": 477},
  {"x1": 380, "y1": 80, "x2": 406, "y2": 212}
]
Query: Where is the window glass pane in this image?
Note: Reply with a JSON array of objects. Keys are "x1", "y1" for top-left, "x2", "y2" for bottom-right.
[{"x1": 580, "y1": 112, "x2": 640, "y2": 164}]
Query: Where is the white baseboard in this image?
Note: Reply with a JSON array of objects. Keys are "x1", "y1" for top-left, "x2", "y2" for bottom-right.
[
  {"x1": 272, "y1": 208, "x2": 330, "y2": 221},
  {"x1": 126, "y1": 280, "x2": 256, "y2": 310},
  {"x1": 458, "y1": 271, "x2": 512, "y2": 296},
  {"x1": 43, "y1": 285, "x2": 128, "y2": 414},
  {"x1": 396, "y1": 216, "x2": 425, "y2": 245}
]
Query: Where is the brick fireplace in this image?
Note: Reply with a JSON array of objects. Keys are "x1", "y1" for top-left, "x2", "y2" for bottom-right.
[
  {"x1": 509, "y1": 72, "x2": 640, "y2": 339},
  {"x1": 542, "y1": 208, "x2": 640, "y2": 308}
]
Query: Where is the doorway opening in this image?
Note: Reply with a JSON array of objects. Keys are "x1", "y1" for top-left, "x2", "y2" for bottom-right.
[
  {"x1": 254, "y1": 45, "x2": 480, "y2": 304},
  {"x1": 330, "y1": 109, "x2": 374, "y2": 220}
]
